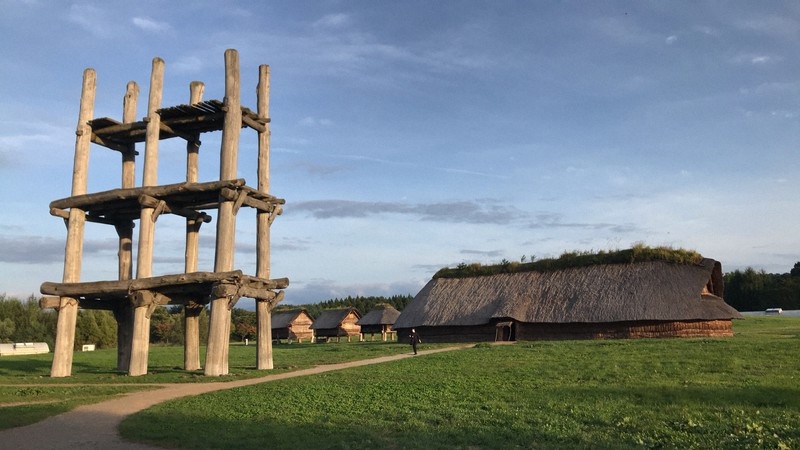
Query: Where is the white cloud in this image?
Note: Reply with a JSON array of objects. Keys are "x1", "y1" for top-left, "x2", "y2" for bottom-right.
[
  {"x1": 66, "y1": 3, "x2": 115, "y2": 38},
  {"x1": 171, "y1": 55, "x2": 206, "y2": 74},
  {"x1": 731, "y1": 53, "x2": 776, "y2": 65},
  {"x1": 313, "y1": 13, "x2": 352, "y2": 29},
  {"x1": 665, "y1": 35, "x2": 678, "y2": 44},
  {"x1": 291, "y1": 199, "x2": 527, "y2": 225},
  {"x1": 740, "y1": 81, "x2": 800, "y2": 96},
  {"x1": 693, "y1": 25, "x2": 719, "y2": 37},
  {"x1": 132, "y1": 16, "x2": 170, "y2": 32},
  {"x1": 736, "y1": 15, "x2": 800, "y2": 39},
  {"x1": 298, "y1": 116, "x2": 333, "y2": 127}
]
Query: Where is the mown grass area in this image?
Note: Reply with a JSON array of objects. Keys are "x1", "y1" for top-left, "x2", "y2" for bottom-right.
[
  {"x1": 121, "y1": 317, "x2": 800, "y2": 449},
  {"x1": 0, "y1": 340, "x2": 420, "y2": 430},
  {"x1": 0, "y1": 340, "x2": 418, "y2": 384}
]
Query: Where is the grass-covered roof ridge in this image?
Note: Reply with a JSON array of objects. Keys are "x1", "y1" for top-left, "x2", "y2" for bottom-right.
[{"x1": 433, "y1": 245, "x2": 704, "y2": 279}]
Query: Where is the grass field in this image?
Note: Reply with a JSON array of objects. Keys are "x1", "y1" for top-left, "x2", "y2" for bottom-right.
[
  {"x1": 0, "y1": 340, "x2": 422, "y2": 430},
  {"x1": 3, "y1": 318, "x2": 799, "y2": 448},
  {"x1": 0, "y1": 340, "x2": 418, "y2": 384},
  {"x1": 118, "y1": 317, "x2": 800, "y2": 449}
]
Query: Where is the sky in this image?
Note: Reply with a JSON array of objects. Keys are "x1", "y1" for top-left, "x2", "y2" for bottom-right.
[{"x1": 1, "y1": 1, "x2": 798, "y2": 307}]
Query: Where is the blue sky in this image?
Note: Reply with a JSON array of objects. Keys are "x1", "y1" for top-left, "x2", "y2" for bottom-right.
[{"x1": 1, "y1": 1, "x2": 798, "y2": 306}]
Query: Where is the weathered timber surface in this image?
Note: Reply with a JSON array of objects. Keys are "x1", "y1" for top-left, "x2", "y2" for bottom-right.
[
  {"x1": 89, "y1": 100, "x2": 268, "y2": 150},
  {"x1": 40, "y1": 271, "x2": 289, "y2": 307},
  {"x1": 50, "y1": 68, "x2": 97, "y2": 378},
  {"x1": 48, "y1": 179, "x2": 284, "y2": 223},
  {"x1": 207, "y1": 49, "x2": 242, "y2": 377},
  {"x1": 256, "y1": 64, "x2": 275, "y2": 369}
]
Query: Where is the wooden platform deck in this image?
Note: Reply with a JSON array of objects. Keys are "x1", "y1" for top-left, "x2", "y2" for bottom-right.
[{"x1": 88, "y1": 99, "x2": 268, "y2": 151}]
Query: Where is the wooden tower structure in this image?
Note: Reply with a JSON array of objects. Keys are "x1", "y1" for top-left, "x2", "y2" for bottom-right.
[{"x1": 40, "y1": 49, "x2": 288, "y2": 377}]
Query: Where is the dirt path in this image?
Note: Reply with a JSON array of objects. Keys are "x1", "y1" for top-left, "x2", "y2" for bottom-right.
[{"x1": 0, "y1": 346, "x2": 465, "y2": 449}]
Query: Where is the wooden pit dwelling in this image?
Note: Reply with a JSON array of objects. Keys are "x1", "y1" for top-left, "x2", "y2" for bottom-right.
[{"x1": 40, "y1": 49, "x2": 288, "y2": 377}]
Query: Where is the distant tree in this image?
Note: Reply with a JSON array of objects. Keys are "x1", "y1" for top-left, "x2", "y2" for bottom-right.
[
  {"x1": 149, "y1": 306, "x2": 183, "y2": 344},
  {"x1": 235, "y1": 322, "x2": 256, "y2": 342},
  {"x1": 724, "y1": 264, "x2": 800, "y2": 311},
  {"x1": 74, "y1": 309, "x2": 117, "y2": 349},
  {"x1": 231, "y1": 308, "x2": 257, "y2": 342},
  {"x1": 276, "y1": 294, "x2": 414, "y2": 319},
  {"x1": 0, "y1": 318, "x2": 15, "y2": 342}
]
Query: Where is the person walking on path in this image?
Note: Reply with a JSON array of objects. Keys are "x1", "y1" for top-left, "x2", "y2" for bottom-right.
[{"x1": 409, "y1": 328, "x2": 421, "y2": 355}]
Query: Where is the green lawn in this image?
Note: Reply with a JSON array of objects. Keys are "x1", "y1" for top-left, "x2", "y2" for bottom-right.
[
  {"x1": 2, "y1": 319, "x2": 798, "y2": 448},
  {"x1": 0, "y1": 340, "x2": 420, "y2": 430},
  {"x1": 120, "y1": 317, "x2": 800, "y2": 449},
  {"x1": 0, "y1": 340, "x2": 419, "y2": 384}
]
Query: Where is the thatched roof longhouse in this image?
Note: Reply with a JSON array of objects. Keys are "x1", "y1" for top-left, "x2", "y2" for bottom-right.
[{"x1": 394, "y1": 258, "x2": 742, "y2": 342}]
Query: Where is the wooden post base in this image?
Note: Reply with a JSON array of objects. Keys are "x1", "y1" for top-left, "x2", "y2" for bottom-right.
[
  {"x1": 205, "y1": 297, "x2": 231, "y2": 376},
  {"x1": 50, "y1": 298, "x2": 79, "y2": 377}
]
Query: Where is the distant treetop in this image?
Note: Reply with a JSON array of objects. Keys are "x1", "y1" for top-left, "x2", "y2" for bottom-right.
[{"x1": 433, "y1": 244, "x2": 704, "y2": 279}]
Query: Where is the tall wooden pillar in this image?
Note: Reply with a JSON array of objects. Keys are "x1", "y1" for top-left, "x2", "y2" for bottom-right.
[
  {"x1": 114, "y1": 80, "x2": 139, "y2": 372},
  {"x1": 50, "y1": 69, "x2": 96, "y2": 377},
  {"x1": 206, "y1": 49, "x2": 241, "y2": 376},
  {"x1": 256, "y1": 64, "x2": 275, "y2": 370},
  {"x1": 184, "y1": 80, "x2": 204, "y2": 371},
  {"x1": 130, "y1": 57, "x2": 164, "y2": 376}
]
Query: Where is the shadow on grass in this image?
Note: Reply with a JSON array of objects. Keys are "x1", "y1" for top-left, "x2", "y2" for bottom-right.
[
  {"x1": 0, "y1": 402, "x2": 74, "y2": 431},
  {"x1": 120, "y1": 384, "x2": 800, "y2": 450},
  {"x1": 0, "y1": 358, "x2": 52, "y2": 377}
]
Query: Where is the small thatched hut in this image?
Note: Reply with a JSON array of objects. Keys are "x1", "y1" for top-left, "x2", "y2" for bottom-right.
[
  {"x1": 394, "y1": 257, "x2": 742, "y2": 343},
  {"x1": 271, "y1": 309, "x2": 315, "y2": 343},
  {"x1": 357, "y1": 304, "x2": 401, "y2": 341},
  {"x1": 310, "y1": 308, "x2": 362, "y2": 342}
]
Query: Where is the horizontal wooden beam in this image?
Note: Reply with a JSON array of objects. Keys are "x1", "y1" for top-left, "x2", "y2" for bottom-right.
[
  {"x1": 220, "y1": 188, "x2": 280, "y2": 213},
  {"x1": 159, "y1": 122, "x2": 200, "y2": 145},
  {"x1": 39, "y1": 296, "x2": 61, "y2": 309},
  {"x1": 50, "y1": 179, "x2": 247, "y2": 210},
  {"x1": 93, "y1": 120, "x2": 147, "y2": 137},
  {"x1": 50, "y1": 207, "x2": 70, "y2": 220},
  {"x1": 41, "y1": 270, "x2": 245, "y2": 297},
  {"x1": 241, "y1": 114, "x2": 266, "y2": 133},
  {"x1": 40, "y1": 272, "x2": 288, "y2": 307},
  {"x1": 138, "y1": 194, "x2": 212, "y2": 223},
  {"x1": 131, "y1": 290, "x2": 171, "y2": 308},
  {"x1": 90, "y1": 134, "x2": 130, "y2": 153}
]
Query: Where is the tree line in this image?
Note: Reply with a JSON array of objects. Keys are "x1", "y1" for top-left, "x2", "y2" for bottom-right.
[
  {"x1": 722, "y1": 262, "x2": 800, "y2": 311},
  {"x1": 275, "y1": 294, "x2": 414, "y2": 320},
  {"x1": 0, "y1": 294, "x2": 412, "y2": 348}
]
